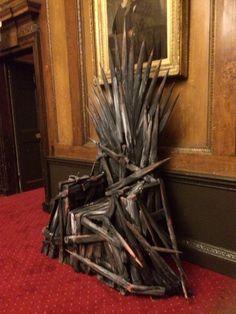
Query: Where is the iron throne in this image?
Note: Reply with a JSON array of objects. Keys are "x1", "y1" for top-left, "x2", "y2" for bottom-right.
[{"x1": 42, "y1": 30, "x2": 188, "y2": 298}]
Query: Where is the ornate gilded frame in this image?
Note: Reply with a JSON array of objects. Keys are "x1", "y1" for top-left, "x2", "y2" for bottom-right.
[{"x1": 93, "y1": 0, "x2": 189, "y2": 81}]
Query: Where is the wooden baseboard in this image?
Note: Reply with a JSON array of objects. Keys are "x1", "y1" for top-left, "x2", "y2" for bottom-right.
[{"x1": 179, "y1": 239, "x2": 236, "y2": 278}]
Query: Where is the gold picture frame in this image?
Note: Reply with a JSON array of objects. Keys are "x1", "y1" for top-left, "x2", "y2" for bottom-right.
[{"x1": 93, "y1": 0, "x2": 189, "y2": 81}]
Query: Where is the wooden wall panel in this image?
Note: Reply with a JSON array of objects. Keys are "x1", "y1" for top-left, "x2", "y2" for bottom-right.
[
  {"x1": 78, "y1": 0, "x2": 97, "y2": 142},
  {"x1": 40, "y1": 0, "x2": 236, "y2": 178},
  {"x1": 39, "y1": 0, "x2": 236, "y2": 276},
  {"x1": 64, "y1": 0, "x2": 85, "y2": 146},
  {"x1": 39, "y1": 0, "x2": 56, "y2": 155},
  {"x1": 46, "y1": 0, "x2": 73, "y2": 145},
  {"x1": 163, "y1": 0, "x2": 211, "y2": 149},
  {"x1": 212, "y1": 0, "x2": 236, "y2": 156}
]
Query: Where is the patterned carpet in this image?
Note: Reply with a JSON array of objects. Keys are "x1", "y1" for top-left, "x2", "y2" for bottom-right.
[{"x1": 0, "y1": 188, "x2": 236, "y2": 314}]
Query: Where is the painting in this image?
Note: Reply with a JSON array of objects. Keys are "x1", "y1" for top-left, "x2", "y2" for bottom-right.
[{"x1": 93, "y1": 0, "x2": 189, "y2": 81}]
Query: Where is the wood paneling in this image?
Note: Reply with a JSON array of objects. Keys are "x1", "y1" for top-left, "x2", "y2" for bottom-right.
[
  {"x1": 40, "y1": 0, "x2": 236, "y2": 276},
  {"x1": 163, "y1": 0, "x2": 211, "y2": 149},
  {"x1": 40, "y1": 0, "x2": 236, "y2": 177},
  {"x1": 64, "y1": 0, "x2": 85, "y2": 146},
  {"x1": 46, "y1": 0, "x2": 73, "y2": 145},
  {"x1": 38, "y1": 0, "x2": 56, "y2": 155},
  {"x1": 212, "y1": 0, "x2": 236, "y2": 156}
]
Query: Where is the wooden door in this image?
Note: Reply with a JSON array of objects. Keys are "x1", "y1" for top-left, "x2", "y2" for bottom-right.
[
  {"x1": 0, "y1": 63, "x2": 18, "y2": 194},
  {"x1": 8, "y1": 61, "x2": 43, "y2": 191}
]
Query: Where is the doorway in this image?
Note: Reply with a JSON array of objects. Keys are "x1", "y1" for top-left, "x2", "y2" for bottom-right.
[{"x1": 0, "y1": 49, "x2": 44, "y2": 193}]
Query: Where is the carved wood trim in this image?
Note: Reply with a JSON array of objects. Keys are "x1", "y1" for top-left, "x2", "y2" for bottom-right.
[
  {"x1": 64, "y1": 0, "x2": 85, "y2": 146},
  {"x1": 76, "y1": 0, "x2": 96, "y2": 144},
  {"x1": 0, "y1": 0, "x2": 40, "y2": 21},
  {"x1": 75, "y1": 0, "x2": 88, "y2": 144},
  {"x1": 45, "y1": 0, "x2": 59, "y2": 144},
  {"x1": 0, "y1": 0, "x2": 50, "y2": 199},
  {"x1": 0, "y1": 0, "x2": 41, "y2": 51},
  {"x1": 17, "y1": 20, "x2": 38, "y2": 38},
  {"x1": 180, "y1": 239, "x2": 236, "y2": 264}
]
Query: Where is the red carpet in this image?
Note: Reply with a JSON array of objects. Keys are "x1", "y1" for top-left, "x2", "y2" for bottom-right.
[{"x1": 0, "y1": 188, "x2": 236, "y2": 314}]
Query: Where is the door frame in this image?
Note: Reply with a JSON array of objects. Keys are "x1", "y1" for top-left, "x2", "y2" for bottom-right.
[
  {"x1": 0, "y1": 1, "x2": 50, "y2": 202},
  {"x1": 7, "y1": 53, "x2": 45, "y2": 191},
  {"x1": 0, "y1": 62, "x2": 19, "y2": 194}
]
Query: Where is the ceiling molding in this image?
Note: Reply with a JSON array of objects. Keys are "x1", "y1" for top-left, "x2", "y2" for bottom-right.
[{"x1": 0, "y1": 0, "x2": 40, "y2": 23}]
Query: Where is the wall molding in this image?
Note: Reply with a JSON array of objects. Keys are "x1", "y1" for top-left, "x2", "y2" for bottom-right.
[
  {"x1": 47, "y1": 156, "x2": 236, "y2": 190},
  {"x1": 161, "y1": 0, "x2": 216, "y2": 153},
  {"x1": 47, "y1": 156, "x2": 97, "y2": 169},
  {"x1": 163, "y1": 170, "x2": 236, "y2": 191},
  {"x1": 180, "y1": 239, "x2": 236, "y2": 264}
]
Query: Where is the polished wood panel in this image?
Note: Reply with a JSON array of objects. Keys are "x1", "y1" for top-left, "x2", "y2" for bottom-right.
[
  {"x1": 212, "y1": 0, "x2": 236, "y2": 156},
  {"x1": 46, "y1": 0, "x2": 73, "y2": 145},
  {"x1": 38, "y1": 0, "x2": 56, "y2": 155},
  {"x1": 39, "y1": 0, "x2": 236, "y2": 178},
  {"x1": 163, "y1": 0, "x2": 211, "y2": 149},
  {"x1": 64, "y1": 0, "x2": 85, "y2": 146}
]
